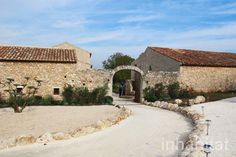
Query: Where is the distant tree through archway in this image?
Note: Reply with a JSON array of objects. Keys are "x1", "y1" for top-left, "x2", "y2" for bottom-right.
[{"x1": 108, "y1": 65, "x2": 144, "y2": 103}]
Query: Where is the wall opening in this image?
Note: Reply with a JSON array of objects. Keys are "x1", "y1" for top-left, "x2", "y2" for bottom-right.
[
  {"x1": 108, "y1": 65, "x2": 144, "y2": 103},
  {"x1": 53, "y1": 88, "x2": 60, "y2": 95}
]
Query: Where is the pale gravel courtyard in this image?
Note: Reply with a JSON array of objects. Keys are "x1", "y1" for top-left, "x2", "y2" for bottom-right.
[
  {"x1": 0, "y1": 98, "x2": 192, "y2": 157},
  {"x1": 191, "y1": 97, "x2": 236, "y2": 157},
  {"x1": 0, "y1": 105, "x2": 121, "y2": 142}
]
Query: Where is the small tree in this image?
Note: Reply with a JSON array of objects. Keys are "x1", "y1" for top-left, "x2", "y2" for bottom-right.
[
  {"x1": 0, "y1": 77, "x2": 42, "y2": 113},
  {"x1": 102, "y1": 53, "x2": 135, "y2": 84}
]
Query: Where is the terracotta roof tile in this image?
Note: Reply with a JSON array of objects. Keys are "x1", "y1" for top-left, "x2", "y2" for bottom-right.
[
  {"x1": 150, "y1": 47, "x2": 236, "y2": 67},
  {"x1": 0, "y1": 45, "x2": 77, "y2": 63}
]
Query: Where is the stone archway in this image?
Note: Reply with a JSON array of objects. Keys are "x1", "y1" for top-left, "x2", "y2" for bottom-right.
[{"x1": 108, "y1": 65, "x2": 145, "y2": 103}]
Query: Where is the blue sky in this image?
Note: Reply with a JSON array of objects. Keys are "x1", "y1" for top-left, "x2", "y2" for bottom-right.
[{"x1": 1, "y1": 0, "x2": 236, "y2": 68}]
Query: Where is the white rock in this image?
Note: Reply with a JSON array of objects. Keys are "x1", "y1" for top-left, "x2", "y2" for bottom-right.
[
  {"x1": 15, "y1": 135, "x2": 36, "y2": 146},
  {"x1": 189, "y1": 99, "x2": 195, "y2": 106},
  {"x1": 160, "y1": 101, "x2": 168, "y2": 109},
  {"x1": 194, "y1": 96, "x2": 206, "y2": 104},
  {"x1": 154, "y1": 101, "x2": 161, "y2": 107},
  {"x1": 52, "y1": 132, "x2": 71, "y2": 140},
  {"x1": 175, "y1": 99, "x2": 183, "y2": 104},
  {"x1": 36, "y1": 132, "x2": 54, "y2": 144}
]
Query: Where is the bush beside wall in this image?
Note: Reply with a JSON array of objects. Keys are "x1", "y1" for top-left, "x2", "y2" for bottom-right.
[{"x1": 143, "y1": 82, "x2": 198, "y2": 102}]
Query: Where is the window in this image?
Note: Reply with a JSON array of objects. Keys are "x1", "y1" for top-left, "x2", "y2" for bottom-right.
[
  {"x1": 53, "y1": 88, "x2": 60, "y2": 95},
  {"x1": 16, "y1": 86, "x2": 23, "y2": 93}
]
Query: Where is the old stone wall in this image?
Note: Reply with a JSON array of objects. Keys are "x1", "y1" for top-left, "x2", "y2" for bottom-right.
[
  {"x1": 179, "y1": 66, "x2": 236, "y2": 92},
  {"x1": 144, "y1": 71, "x2": 179, "y2": 87},
  {"x1": 0, "y1": 62, "x2": 110, "y2": 99}
]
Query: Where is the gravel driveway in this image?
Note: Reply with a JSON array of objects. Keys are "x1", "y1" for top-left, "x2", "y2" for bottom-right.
[{"x1": 0, "y1": 98, "x2": 191, "y2": 157}]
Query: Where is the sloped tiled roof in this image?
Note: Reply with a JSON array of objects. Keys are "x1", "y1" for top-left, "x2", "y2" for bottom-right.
[
  {"x1": 0, "y1": 45, "x2": 77, "y2": 63},
  {"x1": 150, "y1": 47, "x2": 236, "y2": 67}
]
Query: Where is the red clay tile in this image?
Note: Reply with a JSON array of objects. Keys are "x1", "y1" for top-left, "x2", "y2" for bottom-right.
[
  {"x1": 0, "y1": 45, "x2": 77, "y2": 63},
  {"x1": 150, "y1": 47, "x2": 236, "y2": 67}
]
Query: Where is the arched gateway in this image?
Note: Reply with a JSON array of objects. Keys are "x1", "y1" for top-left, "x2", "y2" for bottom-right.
[{"x1": 108, "y1": 65, "x2": 145, "y2": 103}]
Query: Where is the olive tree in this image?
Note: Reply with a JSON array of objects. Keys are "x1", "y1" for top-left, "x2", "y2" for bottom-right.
[{"x1": 0, "y1": 77, "x2": 42, "y2": 113}]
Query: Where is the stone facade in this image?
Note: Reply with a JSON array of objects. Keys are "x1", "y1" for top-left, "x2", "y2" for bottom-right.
[
  {"x1": 0, "y1": 61, "x2": 110, "y2": 99},
  {"x1": 179, "y1": 66, "x2": 236, "y2": 92},
  {"x1": 145, "y1": 71, "x2": 179, "y2": 87}
]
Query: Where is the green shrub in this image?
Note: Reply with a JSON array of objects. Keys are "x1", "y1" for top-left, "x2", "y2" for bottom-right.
[
  {"x1": 144, "y1": 83, "x2": 176, "y2": 102},
  {"x1": 155, "y1": 83, "x2": 170, "y2": 100},
  {"x1": 73, "y1": 87, "x2": 90, "y2": 105},
  {"x1": 104, "y1": 96, "x2": 113, "y2": 105},
  {"x1": 143, "y1": 87, "x2": 158, "y2": 102},
  {"x1": 62, "y1": 85, "x2": 74, "y2": 104},
  {"x1": 91, "y1": 86, "x2": 108, "y2": 104},
  {"x1": 179, "y1": 88, "x2": 195, "y2": 99},
  {"x1": 168, "y1": 82, "x2": 180, "y2": 99},
  {"x1": 62, "y1": 85, "x2": 112, "y2": 105},
  {"x1": 0, "y1": 93, "x2": 5, "y2": 107},
  {"x1": 154, "y1": 83, "x2": 165, "y2": 95},
  {"x1": 39, "y1": 96, "x2": 55, "y2": 105},
  {"x1": 159, "y1": 92, "x2": 171, "y2": 101}
]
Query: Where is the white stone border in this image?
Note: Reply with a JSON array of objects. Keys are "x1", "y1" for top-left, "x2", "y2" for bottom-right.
[{"x1": 143, "y1": 100, "x2": 206, "y2": 157}]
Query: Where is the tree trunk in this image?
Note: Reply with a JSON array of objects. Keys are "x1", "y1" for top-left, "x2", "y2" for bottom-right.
[{"x1": 13, "y1": 105, "x2": 22, "y2": 113}]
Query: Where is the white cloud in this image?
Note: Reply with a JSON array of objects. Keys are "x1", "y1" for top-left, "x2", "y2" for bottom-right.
[
  {"x1": 52, "y1": 19, "x2": 92, "y2": 28},
  {"x1": 119, "y1": 15, "x2": 161, "y2": 23},
  {"x1": 163, "y1": 22, "x2": 236, "y2": 40},
  {"x1": 76, "y1": 30, "x2": 125, "y2": 43},
  {"x1": 213, "y1": 10, "x2": 236, "y2": 15},
  {"x1": 149, "y1": 22, "x2": 236, "y2": 52},
  {"x1": 1, "y1": 0, "x2": 75, "y2": 10},
  {"x1": 211, "y1": 2, "x2": 236, "y2": 15},
  {"x1": 0, "y1": 25, "x2": 26, "y2": 40}
]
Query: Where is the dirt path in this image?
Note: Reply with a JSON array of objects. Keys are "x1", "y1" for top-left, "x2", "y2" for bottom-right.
[{"x1": 0, "y1": 98, "x2": 191, "y2": 157}]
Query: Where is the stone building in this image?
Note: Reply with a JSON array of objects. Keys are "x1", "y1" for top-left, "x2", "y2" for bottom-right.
[
  {"x1": 132, "y1": 46, "x2": 236, "y2": 92},
  {"x1": 54, "y1": 42, "x2": 92, "y2": 70},
  {"x1": 0, "y1": 44, "x2": 109, "y2": 99}
]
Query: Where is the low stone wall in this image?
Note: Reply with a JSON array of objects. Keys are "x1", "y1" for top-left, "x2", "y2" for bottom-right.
[
  {"x1": 0, "y1": 107, "x2": 131, "y2": 150},
  {"x1": 145, "y1": 71, "x2": 179, "y2": 87},
  {"x1": 143, "y1": 100, "x2": 206, "y2": 157},
  {"x1": 179, "y1": 66, "x2": 236, "y2": 92}
]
